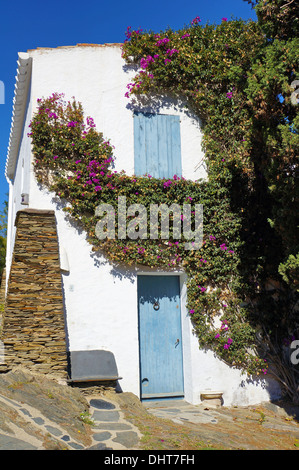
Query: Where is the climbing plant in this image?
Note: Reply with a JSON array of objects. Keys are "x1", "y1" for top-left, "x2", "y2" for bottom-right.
[{"x1": 29, "y1": 0, "x2": 299, "y2": 400}]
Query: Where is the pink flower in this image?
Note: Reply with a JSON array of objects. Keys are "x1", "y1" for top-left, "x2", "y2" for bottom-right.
[
  {"x1": 166, "y1": 48, "x2": 178, "y2": 56},
  {"x1": 156, "y1": 38, "x2": 170, "y2": 46},
  {"x1": 125, "y1": 26, "x2": 132, "y2": 39},
  {"x1": 191, "y1": 16, "x2": 201, "y2": 25},
  {"x1": 198, "y1": 285, "x2": 207, "y2": 292},
  {"x1": 224, "y1": 338, "x2": 233, "y2": 350},
  {"x1": 221, "y1": 321, "x2": 228, "y2": 330},
  {"x1": 140, "y1": 58, "x2": 148, "y2": 69},
  {"x1": 189, "y1": 309, "x2": 195, "y2": 314},
  {"x1": 222, "y1": 17, "x2": 228, "y2": 22}
]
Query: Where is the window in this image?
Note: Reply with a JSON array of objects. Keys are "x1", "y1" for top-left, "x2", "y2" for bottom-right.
[{"x1": 134, "y1": 112, "x2": 182, "y2": 179}]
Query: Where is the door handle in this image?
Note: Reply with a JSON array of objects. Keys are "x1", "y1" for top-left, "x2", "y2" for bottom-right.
[{"x1": 175, "y1": 339, "x2": 180, "y2": 347}]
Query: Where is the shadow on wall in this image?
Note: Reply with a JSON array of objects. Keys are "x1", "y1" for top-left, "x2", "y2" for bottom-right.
[
  {"x1": 235, "y1": 372, "x2": 282, "y2": 404},
  {"x1": 126, "y1": 90, "x2": 204, "y2": 131},
  {"x1": 122, "y1": 62, "x2": 203, "y2": 129}
]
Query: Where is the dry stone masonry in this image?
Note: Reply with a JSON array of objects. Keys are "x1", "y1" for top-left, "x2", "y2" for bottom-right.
[{"x1": 0, "y1": 209, "x2": 68, "y2": 377}]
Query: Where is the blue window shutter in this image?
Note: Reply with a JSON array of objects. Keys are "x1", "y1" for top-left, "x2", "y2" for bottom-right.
[{"x1": 134, "y1": 112, "x2": 182, "y2": 178}]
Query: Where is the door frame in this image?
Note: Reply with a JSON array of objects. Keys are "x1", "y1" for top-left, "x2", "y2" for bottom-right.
[{"x1": 136, "y1": 270, "x2": 187, "y2": 400}]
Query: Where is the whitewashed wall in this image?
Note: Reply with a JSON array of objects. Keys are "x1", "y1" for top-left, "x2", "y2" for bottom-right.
[{"x1": 6, "y1": 44, "x2": 281, "y2": 405}]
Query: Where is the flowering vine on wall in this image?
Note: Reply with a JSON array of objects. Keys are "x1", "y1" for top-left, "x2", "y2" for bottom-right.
[
  {"x1": 121, "y1": 9, "x2": 299, "y2": 396},
  {"x1": 29, "y1": 89, "x2": 267, "y2": 377}
]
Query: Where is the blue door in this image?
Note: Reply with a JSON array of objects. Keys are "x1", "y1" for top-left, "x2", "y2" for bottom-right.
[
  {"x1": 134, "y1": 112, "x2": 182, "y2": 179},
  {"x1": 138, "y1": 275, "x2": 184, "y2": 399}
]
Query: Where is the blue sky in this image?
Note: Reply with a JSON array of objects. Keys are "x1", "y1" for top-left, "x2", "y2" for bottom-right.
[{"x1": 0, "y1": 0, "x2": 257, "y2": 213}]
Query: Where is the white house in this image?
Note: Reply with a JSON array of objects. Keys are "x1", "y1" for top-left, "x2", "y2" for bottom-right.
[{"x1": 4, "y1": 43, "x2": 281, "y2": 406}]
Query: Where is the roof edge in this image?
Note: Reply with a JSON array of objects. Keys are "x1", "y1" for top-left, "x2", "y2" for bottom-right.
[
  {"x1": 5, "y1": 52, "x2": 32, "y2": 182},
  {"x1": 27, "y1": 42, "x2": 123, "y2": 53}
]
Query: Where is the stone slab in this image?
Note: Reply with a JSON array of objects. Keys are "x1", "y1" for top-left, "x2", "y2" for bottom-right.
[
  {"x1": 92, "y1": 410, "x2": 120, "y2": 421},
  {"x1": 0, "y1": 433, "x2": 37, "y2": 450}
]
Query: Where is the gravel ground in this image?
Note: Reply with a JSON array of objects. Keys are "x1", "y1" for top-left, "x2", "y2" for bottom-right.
[{"x1": 1, "y1": 368, "x2": 299, "y2": 451}]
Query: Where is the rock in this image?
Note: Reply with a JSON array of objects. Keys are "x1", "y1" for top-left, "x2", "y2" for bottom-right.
[
  {"x1": 112, "y1": 431, "x2": 140, "y2": 448},
  {"x1": 0, "y1": 368, "x2": 92, "y2": 449}
]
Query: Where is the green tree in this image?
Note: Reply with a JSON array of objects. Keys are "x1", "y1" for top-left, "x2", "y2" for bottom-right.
[
  {"x1": 241, "y1": 0, "x2": 299, "y2": 400},
  {"x1": 244, "y1": 0, "x2": 299, "y2": 39},
  {"x1": 244, "y1": 0, "x2": 298, "y2": 287}
]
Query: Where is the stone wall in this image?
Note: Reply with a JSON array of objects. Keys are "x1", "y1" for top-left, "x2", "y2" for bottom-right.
[
  {"x1": 0, "y1": 268, "x2": 5, "y2": 334},
  {"x1": 0, "y1": 209, "x2": 68, "y2": 378}
]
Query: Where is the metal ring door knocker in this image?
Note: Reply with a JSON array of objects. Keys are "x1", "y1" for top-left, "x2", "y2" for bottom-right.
[{"x1": 153, "y1": 301, "x2": 160, "y2": 311}]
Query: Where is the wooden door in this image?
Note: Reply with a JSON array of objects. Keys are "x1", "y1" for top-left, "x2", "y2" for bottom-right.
[{"x1": 138, "y1": 275, "x2": 184, "y2": 399}]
